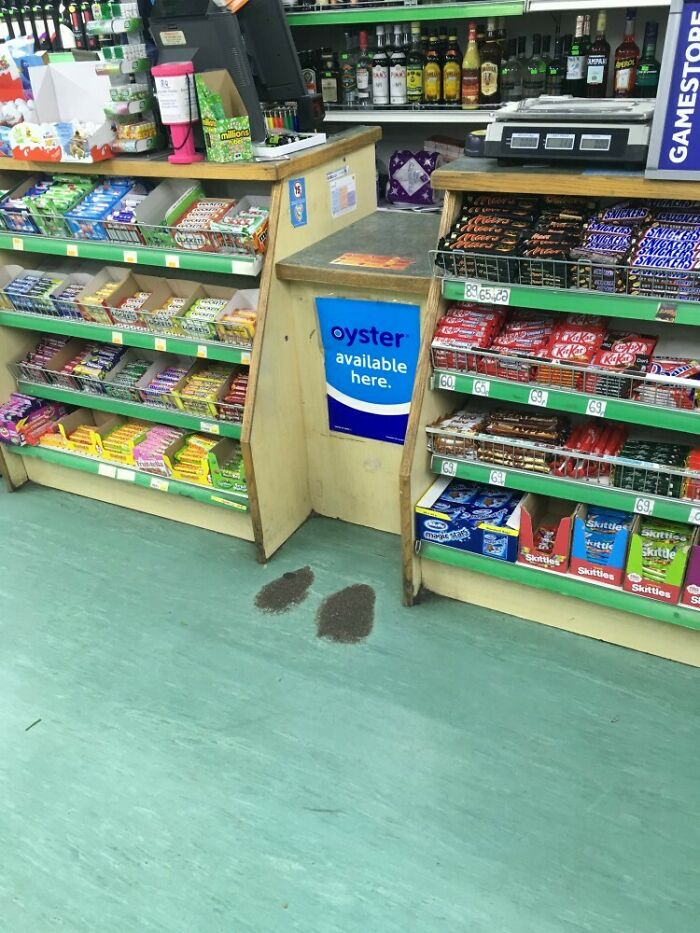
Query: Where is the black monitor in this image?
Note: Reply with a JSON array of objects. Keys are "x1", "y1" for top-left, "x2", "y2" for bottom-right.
[{"x1": 149, "y1": 0, "x2": 322, "y2": 142}]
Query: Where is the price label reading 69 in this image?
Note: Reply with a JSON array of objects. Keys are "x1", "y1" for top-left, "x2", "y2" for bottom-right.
[{"x1": 463, "y1": 280, "x2": 511, "y2": 305}]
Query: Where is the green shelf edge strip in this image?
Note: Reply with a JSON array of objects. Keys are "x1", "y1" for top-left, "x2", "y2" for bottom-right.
[
  {"x1": 288, "y1": 2, "x2": 522, "y2": 24},
  {"x1": 431, "y1": 455, "x2": 700, "y2": 525},
  {"x1": 432, "y1": 369, "x2": 700, "y2": 435},
  {"x1": 442, "y1": 278, "x2": 700, "y2": 326},
  {"x1": 419, "y1": 542, "x2": 700, "y2": 632},
  {"x1": 16, "y1": 380, "x2": 242, "y2": 440},
  {"x1": 6, "y1": 444, "x2": 249, "y2": 512},
  {"x1": 0, "y1": 232, "x2": 262, "y2": 277},
  {"x1": 0, "y1": 310, "x2": 252, "y2": 365}
]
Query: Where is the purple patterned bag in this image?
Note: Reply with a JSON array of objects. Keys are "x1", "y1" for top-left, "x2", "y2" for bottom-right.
[{"x1": 386, "y1": 149, "x2": 441, "y2": 207}]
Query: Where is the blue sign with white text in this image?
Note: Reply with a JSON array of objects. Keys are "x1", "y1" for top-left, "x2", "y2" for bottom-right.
[
  {"x1": 659, "y1": 1, "x2": 700, "y2": 170},
  {"x1": 315, "y1": 296, "x2": 420, "y2": 445},
  {"x1": 289, "y1": 177, "x2": 307, "y2": 227}
]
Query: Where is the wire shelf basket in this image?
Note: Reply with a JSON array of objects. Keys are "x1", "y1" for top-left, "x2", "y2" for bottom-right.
[
  {"x1": 431, "y1": 344, "x2": 700, "y2": 410},
  {"x1": 430, "y1": 249, "x2": 700, "y2": 302},
  {"x1": 427, "y1": 428, "x2": 700, "y2": 503}
]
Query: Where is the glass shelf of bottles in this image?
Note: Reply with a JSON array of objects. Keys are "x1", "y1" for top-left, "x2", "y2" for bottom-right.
[{"x1": 286, "y1": 2, "x2": 524, "y2": 27}]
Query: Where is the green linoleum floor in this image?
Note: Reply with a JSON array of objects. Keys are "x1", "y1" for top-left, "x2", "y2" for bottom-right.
[{"x1": 1, "y1": 484, "x2": 699, "y2": 933}]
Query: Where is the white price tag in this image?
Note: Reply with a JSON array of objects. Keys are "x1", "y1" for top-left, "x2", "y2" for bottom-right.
[
  {"x1": 689, "y1": 508, "x2": 700, "y2": 526},
  {"x1": 473, "y1": 379, "x2": 491, "y2": 397},
  {"x1": 12, "y1": 237, "x2": 23, "y2": 251},
  {"x1": 154, "y1": 337, "x2": 167, "y2": 352},
  {"x1": 150, "y1": 477, "x2": 170, "y2": 492},
  {"x1": 117, "y1": 469, "x2": 136, "y2": 483},
  {"x1": 97, "y1": 463, "x2": 116, "y2": 479},
  {"x1": 489, "y1": 470, "x2": 507, "y2": 487},
  {"x1": 634, "y1": 496, "x2": 655, "y2": 516},
  {"x1": 111, "y1": 331, "x2": 124, "y2": 345},
  {"x1": 165, "y1": 254, "x2": 180, "y2": 269},
  {"x1": 437, "y1": 372, "x2": 456, "y2": 390},
  {"x1": 463, "y1": 279, "x2": 511, "y2": 305},
  {"x1": 200, "y1": 421, "x2": 220, "y2": 435},
  {"x1": 241, "y1": 352, "x2": 251, "y2": 365},
  {"x1": 586, "y1": 398, "x2": 607, "y2": 417},
  {"x1": 528, "y1": 388, "x2": 549, "y2": 407},
  {"x1": 197, "y1": 345, "x2": 208, "y2": 359},
  {"x1": 66, "y1": 243, "x2": 79, "y2": 257},
  {"x1": 123, "y1": 250, "x2": 138, "y2": 264},
  {"x1": 440, "y1": 459, "x2": 457, "y2": 477}
]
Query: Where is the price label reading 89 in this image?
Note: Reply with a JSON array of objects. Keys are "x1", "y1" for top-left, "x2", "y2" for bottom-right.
[
  {"x1": 634, "y1": 497, "x2": 655, "y2": 516},
  {"x1": 463, "y1": 280, "x2": 511, "y2": 305},
  {"x1": 441, "y1": 460, "x2": 457, "y2": 477}
]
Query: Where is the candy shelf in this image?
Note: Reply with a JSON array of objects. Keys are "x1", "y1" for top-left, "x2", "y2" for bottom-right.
[
  {"x1": 419, "y1": 543, "x2": 700, "y2": 632},
  {"x1": 0, "y1": 310, "x2": 252, "y2": 365},
  {"x1": 4, "y1": 444, "x2": 248, "y2": 512},
  {"x1": 287, "y1": 1, "x2": 523, "y2": 26},
  {"x1": 13, "y1": 379, "x2": 243, "y2": 441},
  {"x1": 0, "y1": 232, "x2": 264, "y2": 277},
  {"x1": 400, "y1": 173, "x2": 700, "y2": 666},
  {"x1": 431, "y1": 367, "x2": 700, "y2": 434},
  {"x1": 0, "y1": 128, "x2": 380, "y2": 559}
]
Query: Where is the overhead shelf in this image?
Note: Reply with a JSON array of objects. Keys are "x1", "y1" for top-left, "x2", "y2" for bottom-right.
[
  {"x1": 4, "y1": 444, "x2": 248, "y2": 511},
  {"x1": 431, "y1": 369, "x2": 700, "y2": 435},
  {"x1": 419, "y1": 542, "x2": 700, "y2": 632},
  {"x1": 287, "y1": 2, "x2": 523, "y2": 25},
  {"x1": 325, "y1": 108, "x2": 496, "y2": 124},
  {"x1": 431, "y1": 454, "x2": 700, "y2": 526},
  {"x1": 0, "y1": 310, "x2": 252, "y2": 365},
  {"x1": 527, "y1": 0, "x2": 668, "y2": 9},
  {"x1": 441, "y1": 277, "x2": 700, "y2": 326},
  {"x1": 16, "y1": 380, "x2": 243, "y2": 440},
  {"x1": 0, "y1": 231, "x2": 263, "y2": 277}
]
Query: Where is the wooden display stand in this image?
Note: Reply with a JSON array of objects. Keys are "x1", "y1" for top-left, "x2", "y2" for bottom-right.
[
  {"x1": 0, "y1": 127, "x2": 380, "y2": 561},
  {"x1": 400, "y1": 161, "x2": 700, "y2": 667}
]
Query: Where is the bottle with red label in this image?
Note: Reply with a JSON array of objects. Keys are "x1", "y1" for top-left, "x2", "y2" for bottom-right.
[{"x1": 613, "y1": 8, "x2": 640, "y2": 98}]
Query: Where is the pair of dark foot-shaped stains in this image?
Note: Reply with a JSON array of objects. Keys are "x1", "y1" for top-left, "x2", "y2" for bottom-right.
[{"x1": 254, "y1": 567, "x2": 375, "y2": 644}]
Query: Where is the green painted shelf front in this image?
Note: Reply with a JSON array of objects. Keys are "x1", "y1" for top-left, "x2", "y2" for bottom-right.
[
  {"x1": 0, "y1": 231, "x2": 263, "y2": 276},
  {"x1": 441, "y1": 278, "x2": 700, "y2": 325},
  {"x1": 287, "y1": 2, "x2": 522, "y2": 25},
  {"x1": 0, "y1": 310, "x2": 252, "y2": 365},
  {"x1": 431, "y1": 454, "x2": 700, "y2": 525},
  {"x1": 16, "y1": 380, "x2": 242, "y2": 440},
  {"x1": 431, "y1": 369, "x2": 700, "y2": 434},
  {"x1": 419, "y1": 541, "x2": 700, "y2": 632},
  {"x1": 5, "y1": 444, "x2": 248, "y2": 511}
]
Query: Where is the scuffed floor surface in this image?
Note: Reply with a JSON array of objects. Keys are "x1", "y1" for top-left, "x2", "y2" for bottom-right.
[{"x1": 1, "y1": 484, "x2": 699, "y2": 933}]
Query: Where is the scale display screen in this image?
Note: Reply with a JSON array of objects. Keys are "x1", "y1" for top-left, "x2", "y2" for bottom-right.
[
  {"x1": 510, "y1": 133, "x2": 540, "y2": 150},
  {"x1": 545, "y1": 134, "x2": 575, "y2": 150}
]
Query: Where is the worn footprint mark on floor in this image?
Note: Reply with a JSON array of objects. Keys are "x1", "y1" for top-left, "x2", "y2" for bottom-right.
[
  {"x1": 316, "y1": 584, "x2": 375, "y2": 644},
  {"x1": 255, "y1": 566, "x2": 315, "y2": 614}
]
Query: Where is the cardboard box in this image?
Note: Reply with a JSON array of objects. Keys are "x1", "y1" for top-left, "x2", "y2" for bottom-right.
[
  {"x1": 208, "y1": 438, "x2": 247, "y2": 492},
  {"x1": 569, "y1": 506, "x2": 633, "y2": 587},
  {"x1": 623, "y1": 517, "x2": 695, "y2": 604},
  {"x1": 136, "y1": 354, "x2": 193, "y2": 408},
  {"x1": 179, "y1": 283, "x2": 237, "y2": 340},
  {"x1": 195, "y1": 71, "x2": 253, "y2": 164},
  {"x1": 38, "y1": 408, "x2": 120, "y2": 456},
  {"x1": 9, "y1": 62, "x2": 114, "y2": 162},
  {"x1": 76, "y1": 266, "x2": 135, "y2": 325},
  {"x1": 0, "y1": 264, "x2": 24, "y2": 309},
  {"x1": 215, "y1": 288, "x2": 258, "y2": 345},
  {"x1": 107, "y1": 272, "x2": 174, "y2": 329},
  {"x1": 415, "y1": 476, "x2": 522, "y2": 562},
  {"x1": 680, "y1": 537, "x2": 700, "y2": 609},
  {"x1": 146, "y1": 279, "x2": 205, "y2": 336},
  {"x1": 132, "y1": 180, "x2": 203, "y2": 248},
  {"x1": 517, "y1": 494, "x2": 577, "y2": 573},
  {"x1": 0, "y1": 175, "x2": 44, "y2": 233}
]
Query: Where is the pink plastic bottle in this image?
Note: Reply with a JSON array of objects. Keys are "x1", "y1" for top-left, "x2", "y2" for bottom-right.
[{"x1": 152, "y1": 61, "x2": 204, "y2": 164}]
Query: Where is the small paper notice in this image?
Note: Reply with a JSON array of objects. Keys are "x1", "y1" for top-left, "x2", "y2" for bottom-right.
[{"x1": 330, "y1": 173, "x2": 357, "y2": 219}]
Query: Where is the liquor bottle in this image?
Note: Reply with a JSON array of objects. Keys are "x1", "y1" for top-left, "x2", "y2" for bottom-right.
[
  {"x1": 340, "y1": 32, "x2": 358, "y2": 106},
  {"x1": 420, "y1": 29, "x2": 428, "y2": 53},
  {"x1": 423, "y1": 34, "x2": 442, "y2": 103},
  {"x1": 437, "y1": 24, "x2": 448, "y2": 62},
  {"x1": 497, "y1": 17, "x2": 507, "y2": 54},
  {"x1": 479, "y1": 17, "x2": 502, "y2": 105},
  {"x1": 355, "y1": 30, "x2": 372, "y2": 106},
  {"x1": 300, "y1": 51, "x2": 319, "y2": 95},
  {"x1": 406, "y1": 21, "x2": 425, "y2": 104},
  {"x1": 586, "y1": 11, "x2": 610, "y2": 98},
  {"x1": 541, "y1": 35, "x2": 552, "y2": 63},
  {"x1": 477, "y1": 23, "x2": 485, "y2": 52},
  {"x1": 636, "y1": 21, "x2": 660, "y2": 98},
  {"x1": 443, "y1": 31, "x2": 462, "y2": 104},
  {"x1": 500, "y1": 38, "x2": 524, "y2": 103},
  {"x1": 545, "y1": 35, "x2": 566, "y2": 96},
  {"x1": 517, "y1": 35, "x2": 527, "y2": 68},
  {"x1": 390, "y1": 23, "x2": 408, "y2": 105},
  {"x1": 566, "y1": 15, "x2": 587, "y2": 96},
  {"x1": 523, "y1": 34, "x2": 546, "y2": 97},
  {"x1": 320, "y1": 49, "x2": 341, "y2": 106},
  {"x1": 614, "y1": 8, "x2": 640, "y2": 97},
  {"x1": 372, "y1": 24, "x2": 390, "y2": 105},
  {"x1": 461, "y1": 20, "x2": 480, "y2": 109}
]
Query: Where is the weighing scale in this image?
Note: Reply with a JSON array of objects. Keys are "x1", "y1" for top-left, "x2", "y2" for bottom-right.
[{"x1": 484, "y1": 98, "x2": 655, "y2": 164}]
